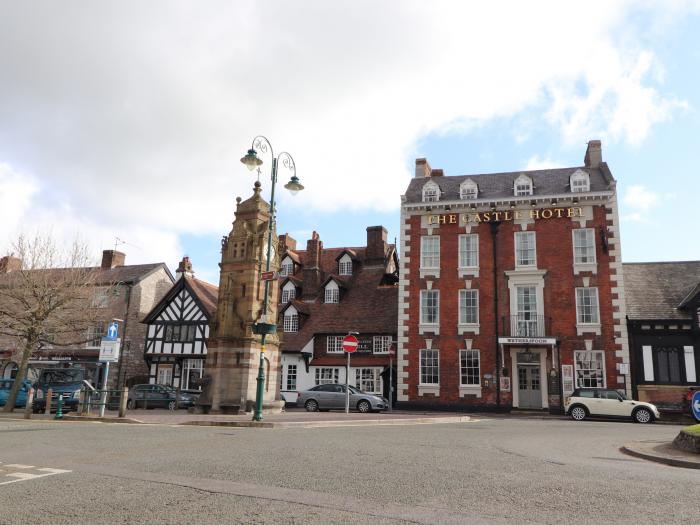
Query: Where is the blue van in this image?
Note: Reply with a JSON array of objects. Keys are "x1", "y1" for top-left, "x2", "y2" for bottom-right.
[
  {"x1": 0, "y1": 379, "x2": 33, "y2": 409},
  {"x1": 33, "y1": 368, "x2": 85, "y2": 413}
]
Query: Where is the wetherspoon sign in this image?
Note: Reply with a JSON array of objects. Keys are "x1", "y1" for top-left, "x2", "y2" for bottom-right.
[{"x1": 427, "y1": 206, "x2": 584, "y2": 225}]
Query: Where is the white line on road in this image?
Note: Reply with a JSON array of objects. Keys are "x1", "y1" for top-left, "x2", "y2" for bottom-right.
[{"x1": 0, "y1": 465, "x2": 71, "y2": 486}]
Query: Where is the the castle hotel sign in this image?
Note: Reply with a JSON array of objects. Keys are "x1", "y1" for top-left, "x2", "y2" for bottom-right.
[{"x1": 427, "y1": 206, "x2": 584, "y2": 225}]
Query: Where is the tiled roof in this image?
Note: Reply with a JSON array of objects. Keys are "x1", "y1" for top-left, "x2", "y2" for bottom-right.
[
  {"x1": 187, "y1": 277, "x2": 219, "y2": 318},
  {"x1": 0, "y1": 263, "x2": 172, "y2": 287},
  {"x1": 403, "y1": 165, "x2": 614, "y2": 204},
  {"x1": 289, "y1": 246, "x2": 369, "y2": 274},
  {"x1": 623, "y1": 261, "x2": 700, "y2": 320}
]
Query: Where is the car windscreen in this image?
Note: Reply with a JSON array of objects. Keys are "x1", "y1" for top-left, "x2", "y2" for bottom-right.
[
  {"x1": 39, "y1": 369, "x2": 83, "y2": 384},
  {"x1": 348, "y1": 386, "x2": 362, "y2": 394}
]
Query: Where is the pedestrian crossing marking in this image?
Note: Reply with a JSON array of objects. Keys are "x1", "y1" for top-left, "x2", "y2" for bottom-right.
[{"x1": 0, "y1": 464, "x2": 71, "y2": 486}]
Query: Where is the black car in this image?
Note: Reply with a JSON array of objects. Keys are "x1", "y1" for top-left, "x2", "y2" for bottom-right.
[{"x1": 123, "y1": 384, "x2": 198, "y2": 410}]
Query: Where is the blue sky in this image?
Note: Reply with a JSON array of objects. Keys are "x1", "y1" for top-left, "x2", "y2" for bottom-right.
[{"x1": 1, "y1": 2, "x2": 699, "y2": 284}]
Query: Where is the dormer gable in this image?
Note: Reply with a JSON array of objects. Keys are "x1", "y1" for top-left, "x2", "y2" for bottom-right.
[
  {"x1": 513, "y1": 174, "x2": 533, "y2": 196},
  {"x1": 324, "y1": 279, "x2": 340, "y2": 303},
  {"x1": 570, "y1": 169, "x2": 590, "y2": 193},
  {"x1": 422, "y1": 180, "x2": 441, "y2": 202},
  {"x1": 280, "y1": 255, "x2": 295, "y2": 276},
  {"x1": 336, "y1": 252, "x2": 355, "y2": 276},
  {"x1": 460, "y1": 179, "x2": 478, "y2": 200},
  {"x1": 281, "y1": 279, "x2": 297, "y2": 303}
]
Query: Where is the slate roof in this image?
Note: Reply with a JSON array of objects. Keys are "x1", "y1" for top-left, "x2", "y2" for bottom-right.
[
  {"x1": 0, "y1": 262, "x2": 172, "y2": 287},
  {"x1": 623, "y1": 261, "x2": 700, "y2": 320},
  {"x1": 403, "y1": 165, "x2": 614, "y2": 204}
]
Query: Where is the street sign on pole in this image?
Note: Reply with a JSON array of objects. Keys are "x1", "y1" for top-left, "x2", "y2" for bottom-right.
[
  {"x1": 99, "y1": 338, "x2": 121, "y2": 363},
  {"x1": 343, "y1": 335, "x2": 358, "y2": 413},
  {"x1": 692, "y1": 390, "x2": 700, "y2": 422},
  {"x1": 106, "y1": 321, "x2": 119, "y2": 341},
  {"x1": 260, "y1": 271, "x2": 277, "y2": 281},
  {"x1": 342, "y1": 335, "x2": 358, "y2": 353}
]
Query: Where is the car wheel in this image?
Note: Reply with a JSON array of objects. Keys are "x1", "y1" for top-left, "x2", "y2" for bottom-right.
[
  {"x1": 126, "y1": 399, "x2": 134, "y2": 410},
  {"x1": 304, "y1": 399, "x2": 319, "y2": 412},
  {"x1": 570, "y1": 405, "x2": 587, "y2": 421},
  {"x1": 167, "y1": 400, "x2": 177, "y2": 411},
  {"x1": 357, "y1": 400, "x2": 371, "y2": 413},
  {"x1": 633, "y1": 407, "x2": 653, "y2": 424}
]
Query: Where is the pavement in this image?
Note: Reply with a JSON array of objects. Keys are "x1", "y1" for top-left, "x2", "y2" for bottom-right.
[
  {"x1": 621, "y1": 439, "x2": 700, "y2": 469},
  {"x1": 0, "y1": 416, "x2": 696, "y2": 524}
]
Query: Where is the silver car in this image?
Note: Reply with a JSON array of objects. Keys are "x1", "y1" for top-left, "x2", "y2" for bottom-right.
[{"x1": 298, "y1": 384, "x2": 388, "y2": 413}]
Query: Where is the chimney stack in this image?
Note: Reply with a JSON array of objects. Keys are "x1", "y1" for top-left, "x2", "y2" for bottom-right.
[
  {"x1": 365, "y1": 226, "x2": 388, "y2": 265},
  {"x1": 302, "y1": 231, "x2": 322, "y2": 299},
  {"x1": 101, "y1": 250, "x2": 126, "y2": 269},
  {"x1": 584, "y1": 140, "x2": 602, "y2": 168},
  {"x1": 176, "y1": 256, "x2": 194, "y2": 279},
  {"x1": 415, "y1": 158, "x2": 432, "y2": 178},
  {"x1": 0, "y1": 255, "x2": 22, "y2": 273},
  {"x1": 279, "y1": 233, "x2": 297, "y2": 252}
]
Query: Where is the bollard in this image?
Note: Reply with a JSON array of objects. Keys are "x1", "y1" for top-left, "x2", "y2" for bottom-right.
[
  {"x1": 118, "y1": 387, "x2": 128, "y2": 418},
  {"x1": 176, "y1": 386, "x2": 181, "y2": 410},
  {"x1": 45, "y1": 388, "x2": 53, "y2": 415},
  {"x1": 78, "y1": 390, "x2": 85, "y2": 415},
  {"x1": 99, "y1": 389, "x2": 107, "y2": 418},
  {"x1": 54, "y1": 394, "x2": 64, "y2": 420},
  {"x1": 23, "y1": 388, "x2": 34, "y2": 420}
]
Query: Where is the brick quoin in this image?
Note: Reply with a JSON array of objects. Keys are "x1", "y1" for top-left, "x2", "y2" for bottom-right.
[{"x1": 397, "y1": 142, "x2": 630, "y2": 412}]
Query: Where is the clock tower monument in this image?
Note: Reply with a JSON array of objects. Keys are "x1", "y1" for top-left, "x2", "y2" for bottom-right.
[{"x1": 198, "y1": 181, "x2": 282, "y2": 414}]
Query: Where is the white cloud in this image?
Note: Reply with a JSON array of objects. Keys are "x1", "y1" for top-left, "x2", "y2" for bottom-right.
[
  {"x1": 524, "y1": 156, "x2": 564, "y2": 171},
  {"x1": 0, "y1": 1, "x2": 694, "y2": 256},
  {"x1": 621, "y1": 184, "x2": 674, "y2": 223}
]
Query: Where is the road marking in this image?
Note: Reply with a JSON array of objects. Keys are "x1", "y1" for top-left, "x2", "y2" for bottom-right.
[{"x1": 0, "y1": 464, "x2": 71, "y2": 486}]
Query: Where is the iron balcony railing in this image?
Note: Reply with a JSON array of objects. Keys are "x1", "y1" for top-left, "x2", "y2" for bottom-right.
[{"x1": 502, "y1": 314, "x2": 551, "y2": 338}]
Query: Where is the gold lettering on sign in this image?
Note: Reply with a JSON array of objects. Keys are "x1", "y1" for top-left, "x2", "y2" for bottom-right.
[
  {"x1": 530, "y1": 209, "x2": 540, "y2": 219},
  {"x1": 514, "y1": 210, "x2": 523, "y2": 220},
  {"x1": 427, "y1": 207, "x2": 586, "y2": 226},
  {"x1": 449, "y1": 214, "x2": 457, "y2": 224},
  {"x1": 438, "y1": 215, "x2": 447, "y2": 224},
  {"x1": 504, "y1": 211, "x2": 512, "y2": 221},
  {"x1": 555, "y1": 208, "x2": 564, "y2": 218},
  {"x1": 541, "y1": 209, "x2": 553, "y2": 219},
  {"x1": 473, "y1": 213, "x2": 482, "y2": 222}
]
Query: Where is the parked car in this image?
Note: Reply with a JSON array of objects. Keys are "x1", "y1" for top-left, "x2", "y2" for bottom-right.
[
  {"x1": 0, "y1": 379, "x2": 33, "y2": 409},
  {"x1": 565, "y1": 388, "x2": 660, "y2": 423},
  {"x1": 32, "y1": 368, "x2": 87, "y2": 413},
  {"x1": 123, "y1": 384, "x2": 198, "y2": 410},
  {"x1": 297, "y1": 384, "x2": 388, "y2": 413}
]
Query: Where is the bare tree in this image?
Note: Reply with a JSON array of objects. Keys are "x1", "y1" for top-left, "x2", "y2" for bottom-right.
[{"x1": 0, "y1": 234, "x2": 108, "y2": 412}]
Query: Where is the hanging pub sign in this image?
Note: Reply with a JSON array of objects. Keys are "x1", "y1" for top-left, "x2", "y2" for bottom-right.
[{"x1": 427, "y1": 207, "x2": 584, "y2": 226}]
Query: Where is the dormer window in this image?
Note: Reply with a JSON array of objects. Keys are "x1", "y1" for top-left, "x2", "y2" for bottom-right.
[
  {"x1": 460, "y1": 180, "x2": 478, "y2": 200},
  {"x1": 422, "y1": 181, "x2": 440, "y2": 202},
  {"x1": 280, "y1": 256, "x2": 294, "y2": 276},
  {"x1": 324, "y1": 281, "x2": 339, "y2": 303},
  {"x1": 281, "y1": 281, "x2": 296, "y2": 303},
  {"x1": 514, "y1": 174, "x2": 533, "y2": 196},
  {"x1": 570, "y1": 170, "x2": 590, "y2": 193},
  {"x1": 283, "y1": 306, "x2": 298, "y2": 332},
  {"x1": 338, "y1": 254, "x2": 353, "y2": 276}
]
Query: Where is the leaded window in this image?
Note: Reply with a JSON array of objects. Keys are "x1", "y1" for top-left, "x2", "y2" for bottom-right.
[
  {"x1": 373, "y1": 336, "x2": 391, "y2": 354},
  {"x1": 355, "y1": 368, "x2": 380, "y2": 393},
  {"x1": 286, "y1": 364, "x2": 297, "y2": 390},
  {"x1": 327, "y1": 336, "x2": 344, "y2": 354},
  {"x1": 281, "y1": 285, "x2": 296, "y2": 303},
  {"x1": 283, "y1": 312, "x2": 298, "y2": 333},
  {"x1": 315, "y1": 368, "x2": 339, "y2": 385}
]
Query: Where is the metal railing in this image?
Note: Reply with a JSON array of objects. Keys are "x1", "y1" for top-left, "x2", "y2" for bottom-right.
[{"x1": 502, "y1": 314, "x2": 551, "y2": 338}]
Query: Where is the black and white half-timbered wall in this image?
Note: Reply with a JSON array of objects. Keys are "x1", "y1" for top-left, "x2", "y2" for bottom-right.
[{"x1": 142, "y1": 258, "x2": 218, "y2": 391}]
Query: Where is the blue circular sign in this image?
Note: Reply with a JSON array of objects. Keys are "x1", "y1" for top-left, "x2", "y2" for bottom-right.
[{"x1": 692, "y1": 390, "x2": 700, "y2": 423}]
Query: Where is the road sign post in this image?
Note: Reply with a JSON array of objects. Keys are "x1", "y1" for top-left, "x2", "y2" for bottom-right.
[
  {"x1": 342, "y1": 335, "x2": 358, "y2": 414},
  {"x1": 692, "y1": 390, "x2": 700, "y2": 423},
  {"x1": 388, "y1": 344, "x2": 396, "y2": 412}
]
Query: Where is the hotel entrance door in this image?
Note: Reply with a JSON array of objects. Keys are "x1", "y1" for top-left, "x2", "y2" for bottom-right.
[{"x1": 517, "y1": 366, "x2": 541, "y2": 409}]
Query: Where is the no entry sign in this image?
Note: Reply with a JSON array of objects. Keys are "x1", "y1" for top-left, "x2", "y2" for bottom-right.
[{"x1": 342, "y1": 335, "x2": 358, "y2": 353}]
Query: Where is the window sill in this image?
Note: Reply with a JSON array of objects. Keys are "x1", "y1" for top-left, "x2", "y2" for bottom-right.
[
  {"x1": 419, "y1": 268, "x2": 440, "y2": 279},
  {"x1": 459, "y1": 385, "x2": 482, "y2": 398},
  {"x1": 419, "y1": 324, "x2": 440, "y2": 335},
  {"x1": 458, "y1": 267, "x2": 479, "y2": 278},
  {"x1": 576, "y1": 323, "x2": 601, "y2": 336},
  {"x1": 457, "y1": 323, "x2": 480, "y2": 335},
  {"x1": 573, "y1": 262, "x2": 597, "y2": 275},
  {"x1": 418, "y1": 385, "x2": 440, "y2": 396}
]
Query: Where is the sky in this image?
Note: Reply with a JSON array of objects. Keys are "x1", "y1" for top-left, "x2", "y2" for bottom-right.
[{"x1": 1, "y1": 1, "x2": 699, "y2": 284}]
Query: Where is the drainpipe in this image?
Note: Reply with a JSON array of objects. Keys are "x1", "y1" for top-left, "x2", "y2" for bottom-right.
[{"x1": 490, "y1": 221, "x2": 501, "y2": 409}]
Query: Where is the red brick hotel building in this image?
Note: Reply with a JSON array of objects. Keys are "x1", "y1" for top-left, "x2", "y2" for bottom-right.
[{"x1": 397, "y1": 141, "x2": 630, "y2": 412}]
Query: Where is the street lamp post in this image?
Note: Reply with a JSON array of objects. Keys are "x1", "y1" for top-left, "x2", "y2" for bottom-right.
[{"x1": 240, "y1": 136, "x2": 304, "y2": 422}]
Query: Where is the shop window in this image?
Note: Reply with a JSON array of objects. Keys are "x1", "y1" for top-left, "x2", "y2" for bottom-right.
[
  {"x1": 355, "y1": 368, "x2": 380, "y2": 393},
  {"x1": 654, "y1": 347, "x2": 682, "y2": 383},
  {"x1": 574, "y1": 350, "x2": 605, "y2": 388},
  {"x1": 315, "y1": 368, "x2": 339, "y2": 385}
]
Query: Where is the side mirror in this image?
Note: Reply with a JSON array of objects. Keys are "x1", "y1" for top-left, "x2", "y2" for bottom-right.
[{"x1": 618, "y1": 398, "x2": 624, "y2": 402}]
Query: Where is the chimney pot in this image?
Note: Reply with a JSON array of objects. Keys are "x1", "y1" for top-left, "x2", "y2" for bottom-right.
[
  {"x1": 415, "y1": 158, "x2": 432, "y2": 178},
  {"x1": 101, "y1": 250, "x2": 126, "y2": 269}
]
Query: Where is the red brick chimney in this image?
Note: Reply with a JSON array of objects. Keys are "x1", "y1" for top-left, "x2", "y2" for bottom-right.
[
  {"x1": 302, "y1": 231, "x2": 322, "y2": 299},
  {"x1": 101, "y1": 250, "x2": 126, "y2": 269},
  {"x1": 365, "y1": 226, "x2": 388, "y2": 265},
  {"x1": 0, "y1": 255, "x2": 22, "y2": 273},
  {"x1": 279, "y1": 233, "x2": 297, "y2": 252},
  {"x1": 176, "y1": 256, "x2": 194, "y2": 279},
  {"x1": 415, "y1": 158, "x2": 432, "y2": 178},
  {"x1": 584, "y1": 140, "x2": 602, "y2": 168}
]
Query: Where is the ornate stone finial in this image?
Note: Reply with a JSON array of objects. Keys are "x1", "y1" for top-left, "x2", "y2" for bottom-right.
[{"x1": 253, "y1": 180, "x2": 262, "y2": 194}]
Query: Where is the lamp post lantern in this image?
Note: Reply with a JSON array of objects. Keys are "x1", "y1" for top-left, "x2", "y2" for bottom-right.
[{"x1": 242, "y1": 136, "x2": 304, "y2": 421}]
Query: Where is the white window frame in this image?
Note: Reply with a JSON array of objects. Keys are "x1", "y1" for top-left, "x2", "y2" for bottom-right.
[
  {"x1": 373, "y1": 335, "x2": 391, "y2": 354},
  {"x1": 420, "y1": 236, "x2": 440, "y2": 269},
  {"x1": 460, "y1": 180, "x2": 478, "y2": 200},
  {"x1": 572, "y1": 229, "x2": 596, "y2": 265},
  {"x1": 515, "y1": 231, "x2": 537, "y2": 267},
  {"x1": 575, "y1": 287, "x2": 600, "y2": 325},
  {"x1": 459, "y1": 289, "x2": 479, "y2": 325},
  {"x1": 281, "y1": 282, "x2": 296, "y2": 303},
  {"x1": 280, "y1": 257, "x2": 294, "y2": 277},
  {"x1": 355, "y1": 368, "x2": 381, "y2": 393},
  {"x1": 514, "y1": 174, "x2": 533, "y2": 196},
  {"x1": 324, "y1": 281, "x2": 339, "y2": 303},
  {"x1": 420, "y1": 290, "x2": 440, "y2": 325},
  {"x1": 338, "y1": 254, "x2": 353, "y2": 276},
  {"x1": 419, "y1": 349, "x2": 439, "y2": 385},
  {"x1": 422, "y1": 181, "x2": 440, "y2": 202},
  {"x1": 86, "y1": 321, "x2": 105, "y2": 348},
  {"x1": 326, "y1": 335, "x2": 344, "y2": 354},
  {"x1": 283, "y1": 309, "x2": 299, "y2": 333},
  {"x1": 285, "y1": 364, "x2": 297, "y2": 391},
  {"x1": 315, "y1": 368, "x2": 339, "y2": 385},
  {"x1": 458, "y1": 234, "x2": 479, "y2": 268},
  {"x1": 570, "y1": 170, "x2": 590, "y2": 193},
  {"x1": 460, "y1": 349, "x2": 480, "y2": 386},
  {"x1": 574, "y1": 350, "x2": 606, "y2": 388},
  {"x1": 91, "y1": 289, "x2": 109, "y2": 308}
]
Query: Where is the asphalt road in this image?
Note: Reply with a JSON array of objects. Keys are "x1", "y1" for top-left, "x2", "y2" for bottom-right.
[{"x1": 0, "y1": 416, "x2": 697, "y2": 524}]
